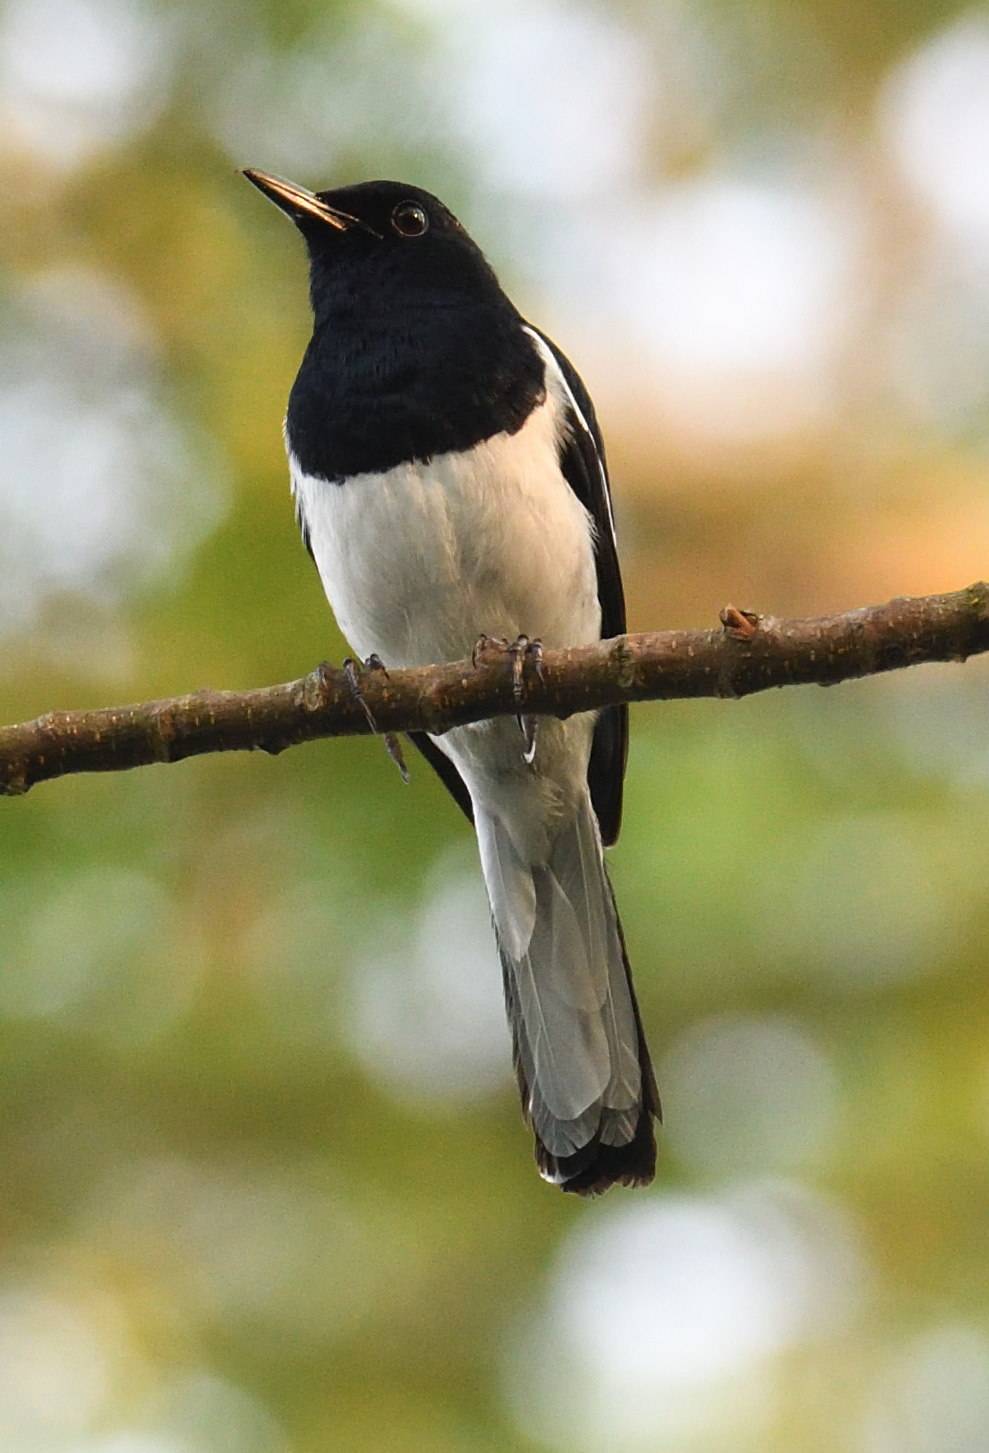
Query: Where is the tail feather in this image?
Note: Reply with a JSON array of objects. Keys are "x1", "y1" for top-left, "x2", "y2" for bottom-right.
[
  {"x1": 558, "y1": 806, "x2": 642, "y2": 1123},
  {"x1": 479, "y1": 795, "x2": 659, "y2": 1194}
]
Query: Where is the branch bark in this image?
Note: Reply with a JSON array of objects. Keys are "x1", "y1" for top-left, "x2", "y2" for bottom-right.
[{"x1": 2, "y1": 582, "x2": 987, "y2": 797}]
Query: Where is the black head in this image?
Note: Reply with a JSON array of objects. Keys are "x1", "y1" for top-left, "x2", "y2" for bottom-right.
[
  {"x1": 243, "y1": 169, "x2": 544, "y2": 479},
  {"x1": 243, "y1": 170, "x2": 506, "y2": 322}
]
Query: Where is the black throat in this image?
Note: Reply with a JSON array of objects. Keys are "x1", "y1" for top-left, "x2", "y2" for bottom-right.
[{"x1": 285, "y1": 269, "x2": 546, "y2": 482}]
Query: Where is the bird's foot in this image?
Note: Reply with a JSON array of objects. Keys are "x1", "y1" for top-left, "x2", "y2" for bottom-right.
[
  {"x1": 343, "y1": 653, "x2": 386, "y2": 731},
  {"x1": 471, "y1": 633, "x2": 544, "y2": 765},
  {"x1": 509, "y1": 634, "x2": 545, "y2": 706},
  {"x1": 512, "y1": 637, "x2": 544, "y2": 766},
  {"x1": 471, "y1": 633, "x2": 545, "y2": 700},
  {"x1": 343, "y1": 653, "x2": 409, "y2": 784}
]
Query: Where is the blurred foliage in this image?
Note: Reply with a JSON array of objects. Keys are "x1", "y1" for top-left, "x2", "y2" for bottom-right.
[{"x1": 2, "y1": 0, "x2": 989, "y2": 1450}]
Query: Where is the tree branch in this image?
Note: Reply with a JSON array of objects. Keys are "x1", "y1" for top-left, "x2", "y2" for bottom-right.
[{"x1": 2, "y1": 582, "x2": 987, "y2": 797}]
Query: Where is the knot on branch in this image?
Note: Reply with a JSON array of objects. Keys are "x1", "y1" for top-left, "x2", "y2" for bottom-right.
[
  {"x1": 720, "y1": 605, "x2": 762, "y2": 641},
  {"x1": 302, "y1": 662, "x2": 335, "y2": 713},
  {"x1": 149, "y1": 705, "x2": 178, "y2": 763}
]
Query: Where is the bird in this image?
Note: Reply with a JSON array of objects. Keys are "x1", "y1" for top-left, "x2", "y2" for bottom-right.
[{"x1": 243, "y1": 168, "x2": 659, "y2": 1194}]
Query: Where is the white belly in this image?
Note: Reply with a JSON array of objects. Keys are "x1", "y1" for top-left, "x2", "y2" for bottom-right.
[{"x1": 288, "y1": 379, "x2": 600, "y2": 670}]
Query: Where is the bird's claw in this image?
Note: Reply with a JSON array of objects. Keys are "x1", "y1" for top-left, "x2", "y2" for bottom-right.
[
  {"x1": 471, "y1": 633, "x2": 544, "y2": 765},
  {"x1": 471, "y1": 633, "x2": 543, "y2": 695},
  {"x1": 471, "y1": 632, "x2": 503, "y2": 668},
  {"x1": 383, "y1": 732, "x2": 410, "y2": 784},
  {"x1": 508, "y1": 633, "x2": 531, "y2": 705},
  {"x1": 343, "y1": 654, "x2": 409, "y2": 784},
  {"x1": 520, "y1": 714, "x2": 538, "y2": 766},
  {"x1": 343, "y1": 654, "x2": 385, "y2": 731}
]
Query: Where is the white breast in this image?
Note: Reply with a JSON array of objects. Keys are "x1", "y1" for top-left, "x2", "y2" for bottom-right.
[{"x1": 288, "y1": 362, "x2": 601, "y2": 670}]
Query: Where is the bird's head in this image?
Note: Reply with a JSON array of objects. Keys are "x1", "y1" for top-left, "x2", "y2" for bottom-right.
[{"x1": 242, "y1": 170, "x2": 504, "y2": 323}]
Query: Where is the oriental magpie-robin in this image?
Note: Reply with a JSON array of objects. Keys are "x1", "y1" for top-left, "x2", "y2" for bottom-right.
[{"x1": 244, "y1": 169, "x2": 658, "y2": 1194}]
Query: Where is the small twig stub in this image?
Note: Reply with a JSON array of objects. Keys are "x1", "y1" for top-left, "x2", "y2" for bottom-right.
[{"x1": 720, "y1": 605, "x2": 761, "y2": 641}]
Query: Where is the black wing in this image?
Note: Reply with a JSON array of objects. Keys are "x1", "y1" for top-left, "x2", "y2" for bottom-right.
[
  {"x1": 408, "y1": 730, "x2": 474, "y2": 823},
  {"x1": 525, "y1": 325, "x2": 628, "y2": 846}
]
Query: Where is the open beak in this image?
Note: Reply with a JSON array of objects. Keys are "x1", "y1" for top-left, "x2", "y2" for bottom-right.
[{"x1": 242, "y1": 168, "x2": 352, "y2": 230}]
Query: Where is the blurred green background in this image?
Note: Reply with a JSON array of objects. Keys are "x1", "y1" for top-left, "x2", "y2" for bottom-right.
[{"x1": 3, "y1": 1, "x2": 989, "y2": 1449}]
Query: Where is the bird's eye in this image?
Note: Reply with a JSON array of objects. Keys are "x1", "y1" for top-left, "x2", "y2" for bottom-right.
[{"x1": 391, "y1": 201, "x2": 429, "y2": 238}]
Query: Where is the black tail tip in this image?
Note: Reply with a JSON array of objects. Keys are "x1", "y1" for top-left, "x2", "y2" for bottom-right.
[{"x1": 536, "y1": 1105, "x2": 658, "y2": 1197}]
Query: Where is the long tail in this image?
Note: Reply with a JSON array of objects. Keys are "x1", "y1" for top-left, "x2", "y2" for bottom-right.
[{"x1": 476, "y1": 793, "x2": 659, "y2": 1194}]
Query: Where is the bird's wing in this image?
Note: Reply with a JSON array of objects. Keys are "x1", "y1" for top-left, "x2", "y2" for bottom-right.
[
  {"x1": 523, "y1": 325, "x2": 628, "y2": 846},
  {"x1": 407, "y1": 731, "x2": 474, "y2": 823}
]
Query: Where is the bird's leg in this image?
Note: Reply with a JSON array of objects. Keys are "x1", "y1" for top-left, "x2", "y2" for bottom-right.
[
  {"x1": 471, "y1": 634, "x2": 545, "y2": 765},
  {"x1": 343, "y1": 653, "x2": 410, "y2": 784}
]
